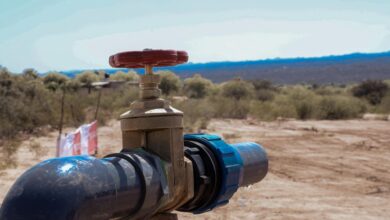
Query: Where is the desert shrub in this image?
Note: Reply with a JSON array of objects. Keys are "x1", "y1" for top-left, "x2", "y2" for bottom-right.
[
  {"x1": 287, "y1": 87, "x2": 318, "y2": 119},
  {"x1": 99, "y1": 85, "x2": 139, "y2": 117},
  {"x1": 110, "y1": 70, "x2": 139, "y2": 81},
  {"x1": 173, "y1": 99, "x2": 215, "y2": 132},
  {"x1": 157, "y1": 70, "x2": 181, "y2": 95},
  {"x1": 211, "y1": 97, "x2": 250, "y2": 119},
  {"x1": 352, "y1": 80, "x2": 389, "y2": 105},
  {"x1": 76, "y1": 71, "x2": 99, "y2": 93},
  {"x1": 249, "y1": 85, "x2": 368, "y2": 120},
  {"x1": 254, "y1": 89, "x2": 275, "y2": 102},
  {"x1": 377, "y1": 92, "x2": 390, "y2": 113},
  {"x1": 64, "y1": 94, "x2": 88, "y2": 126},
  {"x1": 183, "y1": 74, "x2": 213, "y2": 99},
  {"x1": 316, "y1": 96, "x2": 366, "y2": 119},
  {"x1": 251, "y1": 79, "x2": 276, "y2": 101},
  {"x1": 220, "y1": 79, "x2": 254, "y2": 100},
  {"x1": 95, "y1": 70, "x2": 108, "y2": 81},
  {"x1": 43, "y1": 72, "x2": 69, "y2": 91},
  {"x1": 1, "y1": 62, "x2": 387, "y2": 160},
  {"x1": 1, "y1": 74, "x2": 57, "y2": 137},
  {"x1": 22, "y1": 68, "x2": 39, "y2": 80},
  {"x1": 65, "y1": 79, "x2": 81, "y2": 92},
  {"x1": 295, "y1": 101, "x2": 313, "y2": 119},
  {"x1": 251, "y1": 79, "x2": 274, "y2": 90},
  {"x1": 250, "y1": 95, "x2": 297, "y2": 120},
  {"x1": 0, "y1": 70, "x2": 97, "y2": 138},
  {"x1": 271, "y1": 95, "x2": 298, "y2": 118},
  {"x1": 314, "y1": 86, "x2": 344, "y2": 96}
]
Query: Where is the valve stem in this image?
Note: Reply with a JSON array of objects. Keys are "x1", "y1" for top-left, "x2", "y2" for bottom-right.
[{"x1": 145, "y1": 64, "x2": 153, "y2": 75}]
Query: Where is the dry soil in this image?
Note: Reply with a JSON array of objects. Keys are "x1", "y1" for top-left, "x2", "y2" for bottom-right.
[{"x1": 1, "y1": 119, "x2": 389, "y2": 220}]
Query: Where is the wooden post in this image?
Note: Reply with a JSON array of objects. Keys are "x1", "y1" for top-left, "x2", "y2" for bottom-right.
[
  {"x1": 56, "y1": 89, "x2": 66, "y2": 157},
  {"x1": 94, "y1": 87, "x2": 102, "y2": 120}
]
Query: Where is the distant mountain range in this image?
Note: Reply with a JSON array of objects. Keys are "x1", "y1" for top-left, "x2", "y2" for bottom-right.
[{"x1": 61, "y1": 51, "x2": 390, "y2": 84}]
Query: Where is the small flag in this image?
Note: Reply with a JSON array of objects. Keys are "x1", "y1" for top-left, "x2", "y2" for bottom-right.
[
  {"x1": 80, "y1": 120, "x2": 98, "y2": 155},
  {"x1": 57, "y1": 121, "x2": 98, "y2": 157}
]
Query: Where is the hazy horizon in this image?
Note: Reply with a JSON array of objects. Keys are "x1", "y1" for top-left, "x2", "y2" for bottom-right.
[{"x1": 11, "y1": 50, "x2": 390, "y2": 74}]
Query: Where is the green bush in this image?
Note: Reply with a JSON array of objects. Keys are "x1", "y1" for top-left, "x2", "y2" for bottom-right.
[
  {"x1": 250, "y1": 95, "x2": 297, "y2": 120},
  {"x1": 352, "y1": 80, "x2": 389, "y2": 105},
  {"x1": 254, "y1": 89, "x2": 274, "y2": 102},
  {"x1": 110, "y1": 70, "x2": 139, "y2": 81},
  {"x1": 183, "y1": 74, "x2": 213, "y2": 99},
  {"x1": 22, "y1": 68, "x2": 39, "y2": 80},
  {"x1": 316, "y1": 96, "x2": 366, "y2": 119},
  {"x1": 157, "y1": 70, "x2": 181, "y2": 95},
  {"x1": 295, "y1": 100, "x2": 315, "y2": 120},
  {"x1": 211, "y1": 97, "x2": 250, "y2": 119},
  {"x1": 377, "y1": 92, "x2": 390, "y2": 113},
  {"x1": 220, "y1": 79, "x2": 254, "y2": 100},
  {"x1": 251, "y1": 79, "x2": 274, "y2": 90},
  {"x1": 0, "y1": 74, "x2": 57, "y2": 137},
  {"x1": 249, "y1": 86, "x2": 368, "y2": 120},
  {"x1": 288, "y1": 87, "x2": 318, "y2": 119},
  {"x1": 173, "y1": 99, "x2": 215, "y2": 132},
  {"x1": 43, "y1": 72, "x2": 69, "y2": 91},
  {"x1": 314, "y1": 85, "x2": 345, "y2": 96},
  {"x1": 76, "y1": 71, "x2": 99, "y2": 93},
  {"x1": 99, "y1": 85, "x2": 139, "y2": 116}
]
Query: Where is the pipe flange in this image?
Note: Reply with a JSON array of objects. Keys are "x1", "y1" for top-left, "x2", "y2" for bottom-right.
[{"x1": 183, "y1": 134, "x2": 243, "y2": 213}]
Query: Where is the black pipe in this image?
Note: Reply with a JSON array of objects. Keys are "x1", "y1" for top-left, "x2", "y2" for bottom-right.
[
  {"x1": 0, "y1": 137, "x2": 267, "y2": 219},
  {"x1": 0, "y1": 151, "x2": 165, "y2": 220}
]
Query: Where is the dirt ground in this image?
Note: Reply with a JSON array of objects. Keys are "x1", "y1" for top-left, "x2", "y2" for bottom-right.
[{"x1": 1, "y1": 119, "x2": 390, "y2": 220}]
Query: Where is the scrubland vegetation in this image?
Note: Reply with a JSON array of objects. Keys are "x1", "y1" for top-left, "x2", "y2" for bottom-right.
[
  {"x1": 173, "y1": 73, "x2": 390, "y2": 131},
  {"x1": 0, "y1": 66, "x2": 389, "y2": 168}
]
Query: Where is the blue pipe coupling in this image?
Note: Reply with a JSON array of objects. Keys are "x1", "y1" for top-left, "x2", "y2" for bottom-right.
[{"x1": 181, "y1": 134, "x2": 268, "y2": 213}]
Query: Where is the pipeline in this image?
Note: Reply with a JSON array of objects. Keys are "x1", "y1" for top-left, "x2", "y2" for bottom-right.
[
  {"x1": 0, "y1": 135, "x2": 267, "y2": 219},
  {"x1": 0, "y1": 149, "x2": 166, "y2": 220}
]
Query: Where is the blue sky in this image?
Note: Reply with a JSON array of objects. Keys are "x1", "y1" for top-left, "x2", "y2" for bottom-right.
[{"x1": 0, "y1": 0, "x2": 389, "y2": 72}]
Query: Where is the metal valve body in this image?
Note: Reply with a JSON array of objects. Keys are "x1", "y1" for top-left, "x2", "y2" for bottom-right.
[{"x1": 0, "y1": 49, "x2": 268, "y2": 220}]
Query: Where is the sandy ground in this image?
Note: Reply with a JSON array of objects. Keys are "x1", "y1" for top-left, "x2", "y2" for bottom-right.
[{"x1": 1, "y1": 119, "x2": 390, "y2": 220}]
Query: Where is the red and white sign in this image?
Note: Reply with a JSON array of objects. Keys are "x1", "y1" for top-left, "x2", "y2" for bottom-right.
[
  {"x1": 57, "y1": 121, "x2": 98, "y2": 157},
  {"x1": 80, "y1": 120, "x2": 98, "y2": 155}
]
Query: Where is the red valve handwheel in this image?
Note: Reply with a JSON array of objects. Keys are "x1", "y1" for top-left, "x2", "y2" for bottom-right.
[{"x1": 109, "y1": 49, "x2": 188, "y2": 68}]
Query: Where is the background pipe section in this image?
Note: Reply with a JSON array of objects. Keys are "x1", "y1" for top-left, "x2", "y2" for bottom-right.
[
  {"x1": 0, "y1": 150, "x2": 167, "y2": 220},
  {"x1": 231, "y1": 142, "x2": 268, "y2": 186}
]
